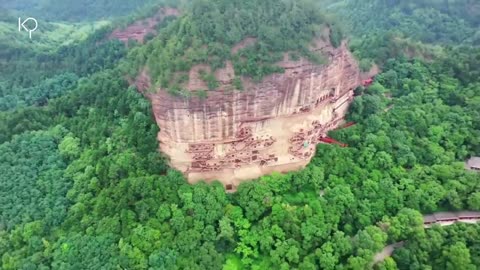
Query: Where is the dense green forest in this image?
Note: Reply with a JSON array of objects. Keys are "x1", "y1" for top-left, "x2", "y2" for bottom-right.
[
  {"x1": 0, "y1": 0, "x2": 479, "y2": 269},
  {"x1": 330, "y1": 0, "x2": 480, "y2": 45},
  {"x1": 392, "y1": 223, "x2": 480, "y2": 269},
  {"x1": 2, "y1": 47, "x2": 479, "y2": 270},
  {"x1": 0, "y1": 9, "x2": 126, "y2": 100},
  {"x1": 323, "y1": 0, "x2": 480, "y2": 70},
  {"x1": 0, "y1": 0, "x2": 180, "y2": 100}
]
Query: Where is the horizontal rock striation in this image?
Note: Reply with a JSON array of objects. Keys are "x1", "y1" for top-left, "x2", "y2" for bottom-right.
[
  {"x1": 109, "y1": 7, "x2": 180, "y2": 43},
  {"x1": 134, "y1": 40, "x2": 363, "y2": 189}
]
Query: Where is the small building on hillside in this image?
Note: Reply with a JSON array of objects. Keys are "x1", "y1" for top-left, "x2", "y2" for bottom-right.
[
  {"x1": 423, "y1": 215, "x2": 436, "y2": 225},
  {"x1": 458, "y1": 211, "x2": 480, "y2": 220},
  {"x1": 433, "y1": 212, "x2": 459, "y2": 222},
  {"x1": 424, "y1": 211, "x2": 480, "y2": 227},
  {"x1": 467, "y1": 157, "x2": 480, "y2": 171}
]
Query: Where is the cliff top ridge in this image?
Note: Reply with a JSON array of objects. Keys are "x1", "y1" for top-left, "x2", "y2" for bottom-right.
[{"x1": 122, "y1": 0, "x2": 343, "y2": 97}]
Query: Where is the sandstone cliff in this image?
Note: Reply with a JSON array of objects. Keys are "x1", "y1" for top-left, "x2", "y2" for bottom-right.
[
  {"x1": 134, "y1": 39, "x2": 362, "y2": 189},
  {"x1": 109, "y1": 7, "x2": 180, "y2": 43}
]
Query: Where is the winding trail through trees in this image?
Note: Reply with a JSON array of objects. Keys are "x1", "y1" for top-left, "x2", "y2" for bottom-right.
[{"x1": 373, "y1": 211, "x2": 480, "y2": 264}]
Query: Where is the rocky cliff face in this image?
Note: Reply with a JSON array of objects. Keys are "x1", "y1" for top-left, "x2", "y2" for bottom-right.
[
  {"x1": 109, "y1": 7, "x2": 180, "y2": 43},
  {"x1": 134, "y1": 39, "x2": 362, "y2": 189}
]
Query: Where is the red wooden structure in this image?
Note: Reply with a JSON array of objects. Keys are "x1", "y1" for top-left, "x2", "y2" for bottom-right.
[
  {"x1": 363, "y1": 78, "x2": 374, "y2": 87},
  {"x1": 319, "y1": 136, "x2": 348, "y2": 147},
  {"x1": 336, "y1": 122, "x2": 356, "y2": 130}
]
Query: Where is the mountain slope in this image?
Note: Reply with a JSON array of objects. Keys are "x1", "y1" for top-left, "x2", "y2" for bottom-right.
[
  {"x1": 1, "y1": 0, "x2": 165, "y2": 21},
  {"x1": 0, "y1": 1, "x2": 479, "y2": 270},
  {"x1": 126, "y1": 0, "x2": 336, "y2": 93}
]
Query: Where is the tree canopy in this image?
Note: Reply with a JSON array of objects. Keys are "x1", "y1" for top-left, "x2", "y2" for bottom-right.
[{"x1": 0, "y1": 0, "x2": 479, "y2": 269}]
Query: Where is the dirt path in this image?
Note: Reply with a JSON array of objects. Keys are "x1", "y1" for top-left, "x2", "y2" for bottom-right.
[{"x1": 373, "y1": 242, "x2": 405, "y2": 264}]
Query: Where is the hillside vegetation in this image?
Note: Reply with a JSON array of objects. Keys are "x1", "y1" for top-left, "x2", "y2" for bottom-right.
[
  {"x1": 0, "y1": 0, "x2": 179, "y2": 108},
  {"x1": 323, "y1": 0, "x2": 480, "y2": 69},
  {"x1": 0, "y1": 0, "x2": 479, "y2": 269},
  {"x1": 1, "y1": 44, "x2": 479, "y2": 270},
  {"x1": 0, "y1": 11, "x2": 124, "y2": 110},
  {"x1": 0, "y1": 17, "x2": 108, "y2": 52},
  {"x1": 334, "y1": 0, "x2": 479, "y2": 44},
  {"x1": 126, "y1": 0, "x2": 338, "y2": 95},
  {"x1": 0, "y1": 0, "x2": 167, "y2": 21}
]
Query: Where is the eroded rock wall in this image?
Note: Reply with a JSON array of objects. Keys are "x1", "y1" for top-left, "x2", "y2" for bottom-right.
[
  {"x1": 135, "y1": 41, "x2": 362, "y2": 189},
  {"x1": 109, "y1": 7, "x2": 180, "y2": 43}
]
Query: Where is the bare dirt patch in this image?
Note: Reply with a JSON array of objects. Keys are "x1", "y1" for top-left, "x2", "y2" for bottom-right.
[
  {"x1": 187, "y1": 64, "x2": 211, "y2": 91},
  {"x1": 214, "y1": 61, "x2": 235, "y2": 84},
  {"x1": 109, "y1": 7, "x2": 180, "y2": 43},
  {"x1": 231, "y1": 37, "x2": 257, "y2": 54},
  {"x1": 361, "y1": 63, "x2": 380, "y2": 80},
  {"x1": 132, "y1": 68, "x2": 152, "y2": 92}
]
